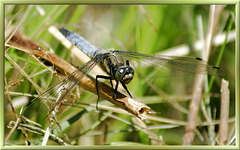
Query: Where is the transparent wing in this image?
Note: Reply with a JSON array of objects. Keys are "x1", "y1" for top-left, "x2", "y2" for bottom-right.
[
  {"x1": 24, "y1": 53, "x2": 106, "y2": 118},
  {"x1": 113, "y1": 50, "x2": 225, "y2": 76},
  {"x1": 59, "y1": 28, "x2": 225, "y2": 76}
]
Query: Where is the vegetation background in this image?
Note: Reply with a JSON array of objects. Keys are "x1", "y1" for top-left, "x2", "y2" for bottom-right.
[{"x1": 5, "y1": 5, "x2": 235, "y2": 146}]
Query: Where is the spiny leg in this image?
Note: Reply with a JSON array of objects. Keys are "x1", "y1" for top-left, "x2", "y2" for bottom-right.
[
  {"x1": 113, "y1": 80, "x2": 127, "y2": 110},
  {"x1": 96, "y1": 75, "x2": 127, "y2": 110},
  {"x1": 110, "y1": 79, "x2": 113, "y2": 89},
  {"x1": 96, "y1": 75, "x2": 111, "y2": 110},
  {"x1": 120, "y1": 81, "x2": 132, "y2": 98},
  {"x1": 113, "y1": 80, "x2": 119, "y2": 100}
]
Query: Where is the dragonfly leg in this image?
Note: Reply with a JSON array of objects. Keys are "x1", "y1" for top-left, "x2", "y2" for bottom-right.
[
  {"x1": 120, "y1": 81, "x2": 132, "y2": 98},
  {"x1": 113, "y1": 80, "x2": 127, "y2": 110},
  {"x1": 96, "y1": 75, "x2": 111, "y2": 110},
  {"x1": 112, "y1": 80, "x2": 118, "y2": 100},
  {"x1": 110, "y1": 79, "x2": 113, "y2": 89},
  {"x1": 96, "y1": 75, "x2": 127, "y2": 110}
]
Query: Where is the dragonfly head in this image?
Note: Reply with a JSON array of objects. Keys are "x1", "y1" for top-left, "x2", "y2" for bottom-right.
[
  {"x1": 115, "y1": 66, "x2": 134, "y2": 84},
  {"x1": 115, "y1": 61, "x2": 134, "y2": 84}
]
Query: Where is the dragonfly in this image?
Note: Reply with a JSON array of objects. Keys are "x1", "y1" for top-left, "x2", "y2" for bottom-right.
[{"x1": 25, "y1": 28, "x2": 225, "y2": 118}]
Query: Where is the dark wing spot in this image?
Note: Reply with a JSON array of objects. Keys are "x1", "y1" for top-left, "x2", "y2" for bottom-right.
[
  {"x1": 196, "y1": 57, "x2": 203, "y2": 61},
  {"x1": 213, "y1": 66, "x2": 226, "y2": 76}
]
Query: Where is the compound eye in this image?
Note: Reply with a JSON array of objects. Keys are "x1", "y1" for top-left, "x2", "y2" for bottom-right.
[{"x1": 119, "y1": 68, "x2": 124, "y2": 74}]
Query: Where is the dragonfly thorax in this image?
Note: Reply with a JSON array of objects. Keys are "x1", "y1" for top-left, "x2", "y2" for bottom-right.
[{"x1": 115, "y1": 65, "x2": 134, "y2": 84}]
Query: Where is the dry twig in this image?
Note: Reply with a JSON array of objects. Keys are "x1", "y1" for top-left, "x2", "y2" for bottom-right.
[
  {"x1": 182, "y1": 5, "x2": 225, "y2": 145},
  {"x1": 219, "y1": 79, "x2": 230, "y2": 145}
]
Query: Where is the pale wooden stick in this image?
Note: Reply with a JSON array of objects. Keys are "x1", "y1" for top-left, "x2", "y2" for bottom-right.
[
  {"x1": 182, "y1": 5, "x2": 225, "y2": 145},
  {"x1": 219, "y1": 79, "x2": 230, "y2": 145}
]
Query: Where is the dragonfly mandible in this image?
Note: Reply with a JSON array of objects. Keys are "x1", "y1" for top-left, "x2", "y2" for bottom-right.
[{"x1": 25, "y1": 28, "x2": 225, "y2": 117}]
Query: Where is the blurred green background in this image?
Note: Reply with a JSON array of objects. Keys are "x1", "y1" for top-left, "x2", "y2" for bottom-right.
[{"x1": 5, "y1": 5, "x2": 235, "y2": 146}]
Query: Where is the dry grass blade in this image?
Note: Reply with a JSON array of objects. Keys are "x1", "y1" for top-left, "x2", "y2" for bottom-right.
[
  {"x1": 219, "y1": 79, "x2": 230, "y2": 145},
  {"x1": 7, "y1": 121, "x2": 70, "y2": 145},
  {"x1": 182, "y1": 5, "x2": 225, "y2": 145}
]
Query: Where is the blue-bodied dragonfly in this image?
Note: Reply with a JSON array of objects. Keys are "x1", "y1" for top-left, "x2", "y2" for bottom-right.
[{"x1": 25, "y1": 28, "x2": 225, "y2": 117}]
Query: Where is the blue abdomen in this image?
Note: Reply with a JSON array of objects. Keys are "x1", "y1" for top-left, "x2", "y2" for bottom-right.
[{"x1": 60, "y1": 28, "x2": 100, "y2": 58}]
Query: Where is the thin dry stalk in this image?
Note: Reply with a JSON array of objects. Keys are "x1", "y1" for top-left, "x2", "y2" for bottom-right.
[
  {"x1": 182, "y1": 76, "x2": 203, "y2": 145},
  {"x1": 139, "y1": 5, "x2": 159, "y2": 33},
  {"x1": 7, "y1": 121, "x2": 70, "y2": 145},
  {"x1": 132, "y1": 117, "x2": 165, "y2": 145},
  {"x1": 200, "y1": 99, "x2": 220, "y2": 144},
  {"x1": 5, "y1": 53, "x2": 44, "y2": 94},
  {"x1": 5, "y1": 77, "x2": 29, "y2": 144},
  {"x1": 219, "y1": 79, "x2": 230, "y2": 145},
  {"x1": 182, "y1": 5, "x2": 225, "y2": 145}
]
